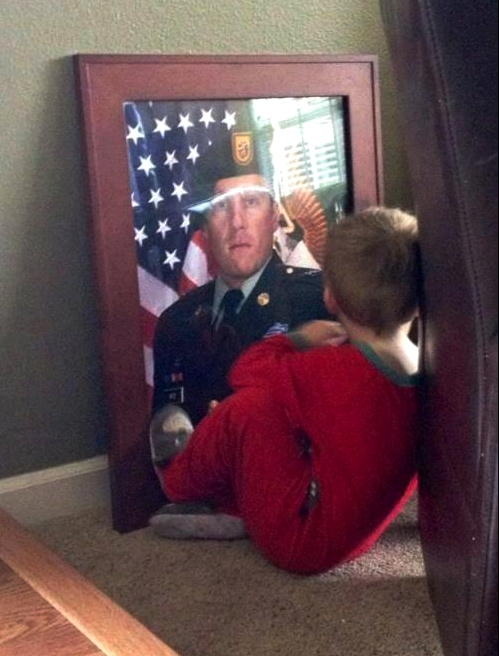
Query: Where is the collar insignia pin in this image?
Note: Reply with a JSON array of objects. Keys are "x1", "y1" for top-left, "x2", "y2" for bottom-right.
[{"x1": 257, "y1": 293, "x2": 270, "y2": 307}]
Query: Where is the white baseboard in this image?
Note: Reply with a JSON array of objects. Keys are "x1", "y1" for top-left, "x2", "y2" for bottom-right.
[{"x1": 0, "y1": 456, "x2": 110, "y2": 526}]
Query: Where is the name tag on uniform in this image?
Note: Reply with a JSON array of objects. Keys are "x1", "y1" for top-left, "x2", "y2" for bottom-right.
[
  {"x1": 163, "y1": 387, "x2": 185, "y2": 404},
  {"x1": 163, "y1": 370, "x2": 185, "y2": 404}
]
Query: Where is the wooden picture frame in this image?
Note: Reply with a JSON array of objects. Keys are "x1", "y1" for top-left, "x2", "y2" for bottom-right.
[{"x1": 74, "y1": 54, "x2": 384, "y2": 532}]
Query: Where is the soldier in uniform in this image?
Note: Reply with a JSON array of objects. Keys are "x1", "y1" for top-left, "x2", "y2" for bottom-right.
[{"x1": 150, "y1": 116, "x2": 330, "y2": 465}]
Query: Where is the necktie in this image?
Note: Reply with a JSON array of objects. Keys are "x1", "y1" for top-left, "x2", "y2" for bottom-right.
[{"x1": 220, "y1": 289, "x2": 244, "y2": 328}]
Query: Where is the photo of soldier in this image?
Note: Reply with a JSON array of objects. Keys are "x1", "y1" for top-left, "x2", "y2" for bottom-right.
[{"x1": 150, "y1": 105, "x2": 333, "y2": 462}]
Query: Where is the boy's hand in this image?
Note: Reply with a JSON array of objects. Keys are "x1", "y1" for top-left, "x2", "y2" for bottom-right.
[{"x1": 289, "y1": 321, "x2": 348, "y2": 350}]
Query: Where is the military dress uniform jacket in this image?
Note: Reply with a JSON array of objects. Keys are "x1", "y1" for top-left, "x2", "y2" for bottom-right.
[{"x1": 152, "y1": 253, "x2": 329, "y2": 425}]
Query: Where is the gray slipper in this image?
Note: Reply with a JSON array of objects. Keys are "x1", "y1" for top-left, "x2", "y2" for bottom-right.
[
  {"x1": 150, "y1": 404, "x2": 194, "y2": 467},
  {"x1": 150, "y1": 502, "x2": 247, "y2": 541}
]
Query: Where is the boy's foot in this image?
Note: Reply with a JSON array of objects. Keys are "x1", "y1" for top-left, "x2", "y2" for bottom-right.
[
  {"x1": 149, "y1": 404, "x2": 194, "y2": 467},
  {"x1": 149, "y1": 502, "x2": 248, "y2": 541}
]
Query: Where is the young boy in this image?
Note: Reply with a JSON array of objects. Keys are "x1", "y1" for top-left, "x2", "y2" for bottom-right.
[{"x1": 150, "y1": 207, "x2": 422, "y2": 575}]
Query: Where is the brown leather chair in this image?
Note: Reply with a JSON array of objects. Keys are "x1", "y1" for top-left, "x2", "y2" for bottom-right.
[{"x1": 380, "y1": 1, "x2": 498, "y2": 656}]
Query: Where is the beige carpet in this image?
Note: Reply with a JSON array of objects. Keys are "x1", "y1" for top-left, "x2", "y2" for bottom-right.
[{"x1": 32, "y1": 497, "x2": 443, "y2": 656}]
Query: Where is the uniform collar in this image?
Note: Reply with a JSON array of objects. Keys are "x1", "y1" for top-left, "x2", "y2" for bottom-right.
[{"x1": 213, "y1": 256, "x2": 272, "y2": 317}]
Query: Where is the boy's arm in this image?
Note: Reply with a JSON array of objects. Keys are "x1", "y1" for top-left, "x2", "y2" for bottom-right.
[
  {"x1": 229, "y1": 334, "x2": 295, "y2": 392},
  {"x1": 229, "y1": 321, "x2": 347, "y2": 391},
  {"x1": 286, "y1": 321, "x2": 348, "y2": 351}
]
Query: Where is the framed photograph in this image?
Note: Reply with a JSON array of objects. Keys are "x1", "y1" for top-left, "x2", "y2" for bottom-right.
[{"x1": 74, "y1": 54, "x2": 384, "y2": 532}]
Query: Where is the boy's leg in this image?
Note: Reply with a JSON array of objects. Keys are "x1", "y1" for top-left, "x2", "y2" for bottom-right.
[{"x1": 158, "y1": 388, "x2": 313, "y2": 566}]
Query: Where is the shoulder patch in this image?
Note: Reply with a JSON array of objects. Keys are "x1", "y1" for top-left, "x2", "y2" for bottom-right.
[{"x1": 264, "y1": 322, "x2": 290, "y2": 338}]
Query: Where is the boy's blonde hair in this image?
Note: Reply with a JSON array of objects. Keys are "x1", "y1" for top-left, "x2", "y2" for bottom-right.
[{"x1": 323, "y1": 207, "x2": 421, "y2": 335}]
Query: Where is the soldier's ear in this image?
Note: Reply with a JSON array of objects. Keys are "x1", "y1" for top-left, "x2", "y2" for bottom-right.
[{"x1": 324, "y1": 287, "x2": 338, "y2": 315}]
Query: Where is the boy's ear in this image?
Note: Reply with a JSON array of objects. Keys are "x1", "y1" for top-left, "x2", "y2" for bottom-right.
[{"x1": 323, "y1": 287, "x2": 338, "y2": 315}]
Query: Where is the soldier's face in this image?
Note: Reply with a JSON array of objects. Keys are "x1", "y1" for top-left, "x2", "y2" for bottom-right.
[{"x1": 204, "y1": 175, "x2": 279, "y2": 288}]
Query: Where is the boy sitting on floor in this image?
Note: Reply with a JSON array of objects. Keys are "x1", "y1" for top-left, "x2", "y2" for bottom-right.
[{"x1": 150, "y1": 207, "x2": 422, "y2": 575}]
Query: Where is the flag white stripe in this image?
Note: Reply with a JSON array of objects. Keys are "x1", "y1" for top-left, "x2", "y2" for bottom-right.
[
  {"x1": 143, "y1": 345, "x2": 154, "y2": 389},
  {"x1": 181, "y1": 238, "x2": 210, "y2": 288},
  {"x1": 137, "y1": 266, "x2": 179, "y2": 318}
]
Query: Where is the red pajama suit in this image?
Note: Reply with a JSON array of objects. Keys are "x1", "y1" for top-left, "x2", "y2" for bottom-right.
[{"x1": 160, "y1": 336, "x2": 419, "y2": 575}]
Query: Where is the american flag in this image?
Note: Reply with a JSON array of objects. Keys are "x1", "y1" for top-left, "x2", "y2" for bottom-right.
[{"x1": 124, "y1": 99, "x2": 245, "y2": 391}]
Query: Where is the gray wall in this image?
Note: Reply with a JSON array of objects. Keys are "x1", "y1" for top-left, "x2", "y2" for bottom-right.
[{"x1": 0, "y1": 0, "x2": 412, "y2": 479}]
